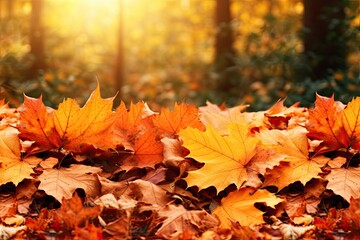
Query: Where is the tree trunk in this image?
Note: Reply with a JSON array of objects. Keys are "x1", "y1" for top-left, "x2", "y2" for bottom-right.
[
  {"x1": 114, "y1": 0, "x2": 125, "y2": 105},
  {"x1": 302, "y1": 0, "x2": 347, "y2": 80},
  {"x1": 7, "y1": 0, "x2": 13, "y2": 19},
  {"x1": 29, "y1": 0, "x2": 46, "y2": 78},
  {"x1": 214, "y1": 0, "x2": 237, "y2": 92}
]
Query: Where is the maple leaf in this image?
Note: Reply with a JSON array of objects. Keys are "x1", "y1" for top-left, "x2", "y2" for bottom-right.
[
  {"x1": 306, "y1": 94, "x2": 349, "y2": 153},
  {"x1": 132, "y1": 130, "x2": 164, "y2": 167},
  {"x1": 259, "y1": 127, "x2": 328, "y2": 190},
  {"x1": 18, "y1": 95, "x2": 62, "y2": 152},
  {"x1": 342, "y1": 97, "x2": 360, "y2": 150},
  {"x1": 179, "y1": 123, "x2": 259, "y2": 191},
  {"x1": 153, "y1": 102, "x2": 205, "y2": 135},
  {"x1": 199, "y1": 101, "x2": 247, "y2": 135},
  {"x1": 38, "y1": 164, "x2": 102, "y2": 202},
  {"x1": 212, "y1": 188, "x2": 283, "y2": 228},
  {"x1": 326, "y1": 167, "x2": 360, "y2": 202},
  {"x1": 55, "y1": 193, "x2": 101, "y2": 229},
  {"x1": 114, "y1": 101, "x2": 154, "y2": 131},
  {"x1": 0, "y1": 127, "x2": 37, "y2": 186},
  {"x1": 53, "y1": 84, "x2": 117, "y2": 153}
]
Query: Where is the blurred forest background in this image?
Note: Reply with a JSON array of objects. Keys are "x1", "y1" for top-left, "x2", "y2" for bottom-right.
[{"x1": 0, "y1": 0, "x2": 359, "y2": 111}]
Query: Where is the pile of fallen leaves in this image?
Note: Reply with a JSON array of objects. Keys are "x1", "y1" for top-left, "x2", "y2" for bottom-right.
[{"x1": 1, "y1": 84, "x2": 360, "y2": 239}]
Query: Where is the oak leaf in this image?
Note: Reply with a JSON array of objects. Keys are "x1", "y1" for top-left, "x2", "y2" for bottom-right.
[
  {"x1": 0, "y1": 127, "x2": 37, "y2": 186},
  {"x1": 342, "y1": 97, "x2": 360, "y2": 150},
  {"x1": 179, "y1": 123, "x2": 259, "y2": 191},
  {"x1": 306, "y1": 94, "x2": 349, "y2": 153},
  {"x1": 38, "y1": 164, "x2": 102, "y2": 202},
  {"x1": 153, "y1": 102, "x2": 205, "y2": 135},
  {"x1": 18, "y1": 95, "x2": 61, "y2": 153},
  {"x1": 212, "y1": 188, "x2": 283, "y2": 228}
]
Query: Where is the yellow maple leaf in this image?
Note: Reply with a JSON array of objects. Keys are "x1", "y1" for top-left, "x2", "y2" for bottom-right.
[
  {"x1": 0, "y1": 127, "x2": 37, "y2": 186},
  {"x1": 259, "y1": 127, "x2": 328, "y2": 190},
  {"x1": 212, "y1": 188, "x2": 283, "y2": 227},
  {"x1": 342, "y1": 97, "x2": 360, "y2": 150},
  {"x1": 179, "y1": 123, "x2": 259, "y2": 191}
]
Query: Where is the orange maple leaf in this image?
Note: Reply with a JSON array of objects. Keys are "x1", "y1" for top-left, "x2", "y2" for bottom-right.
[
  {"x1": 212, "y1": 188, "x2": 283, "y2": 227},
  {"x1": 18, "y1": 95, "x2": 62, "y2": 153},
  {"x1": 306, "y1": 94, "x2": 349, "y2": 153},
  {"x1": 55, "y1": 193, "x2": 101, "y2": 229},
  {"x1": 53, "y1": 84, "x2": 117, "y2": 153},
  {"x1": 120, "y1": 130, "x2": 164, "y2": 170},
  {"x1": 153, "y1": 102, "x2": 205, "y2": 135}
]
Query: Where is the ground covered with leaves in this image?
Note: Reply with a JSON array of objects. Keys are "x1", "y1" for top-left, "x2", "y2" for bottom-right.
[{"x1": 1, "y1": 85, "x2": 360, "y2": 239}]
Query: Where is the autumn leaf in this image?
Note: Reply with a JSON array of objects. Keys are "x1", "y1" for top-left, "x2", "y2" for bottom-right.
[
  {"x1": 161, "y1": 137, "x2": 188, "y2": 167},
  {"x1": 0, "y1": 99, "x2": 18, "y2": 129},
  {"x1": 264, "y1": 100, "x2": 308, "y2": 130},
  {"x1": 342, "y1": 97, "x2": 360, "y2": 150},
  {"x1": 179, "y1": 123, "x2": 259, "y2": 191},
  {"x1": 259, "y1": 127, "x2": 328, "y2": 190},
  {"x1": 132, "y1": 130, "x2": 164, "y2": 166},
  {"x1": 153, "y1": 102, "x2": 205, "y2": 135},
  {"x1": 326, "y1": 167, "x2": 360, "y2": 202},
  {"x1": 306, "y1": 94, "x2": 349, "y2": 153},
  {"x1": 0, "y1": 127, "x2": 37, "y2": 186},
  {"x1": 212, "y1": 188, "x2": 283, "y2": 228},
  {"x1": 120, "y1": 179, "x2": 171, "y2": 206},
  {"x1": 199, "y1": 101, "x2": 247, "y2": 135},
  {"x1": 114, "y1": 101, "x2": 154, "y2": 132},
  {"x1": 53, "y1": 84, "x2": 117, "y2": 153},
  {"x1": 156, "y1": 204, "x2": 219, "y2": 239},
  {"x1": 18, "y1": 95, "x2": 62, "y2": 153},
  {"x1": 55, "y1": 193, "x2": 101, "y2": 229},
  {"x1": 38, "y1": 164, "x2": 102, "y2": 202}
]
